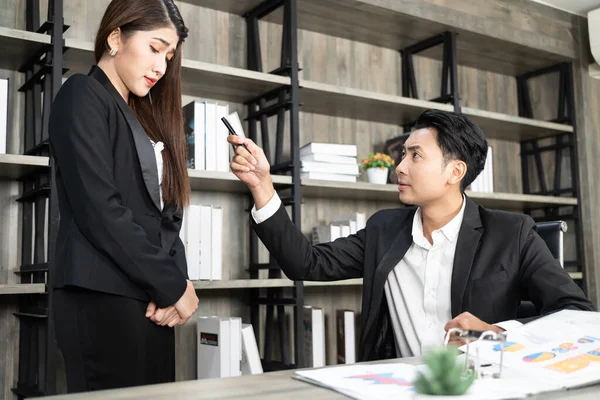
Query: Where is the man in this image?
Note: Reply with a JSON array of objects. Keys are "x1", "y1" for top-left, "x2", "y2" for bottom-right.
[{"x1": 228, "y1": 109, "x2": 594, "y2": 362}]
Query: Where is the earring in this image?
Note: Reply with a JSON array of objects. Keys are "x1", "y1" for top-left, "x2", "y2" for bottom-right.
[
  {"x1": 147, "y1": 90, "x2": 153, "y2": 105},
  {"x1": 110, "y1": 47, "x2": 118, "y2": 56}
]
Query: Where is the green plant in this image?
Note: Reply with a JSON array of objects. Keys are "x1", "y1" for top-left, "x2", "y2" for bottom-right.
[
  {"x1": 413, "y1": 347, "x2": 476, "y2": 396},
  {"x1": 360, "y1": 152, "x2": 394, "y2": 171}
]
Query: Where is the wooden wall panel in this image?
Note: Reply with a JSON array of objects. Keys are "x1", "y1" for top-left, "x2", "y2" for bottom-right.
[
  {"x1": 0, "y1": 181, "x2": 22, "y2": 400},
  {"x1": 573, "y1": 16, "x2": 600, "y2": 307}
]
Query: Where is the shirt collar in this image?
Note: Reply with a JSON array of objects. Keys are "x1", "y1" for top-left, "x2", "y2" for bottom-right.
[{"x1": 411, "y1": 195, "x2": 467, "y2": 247}]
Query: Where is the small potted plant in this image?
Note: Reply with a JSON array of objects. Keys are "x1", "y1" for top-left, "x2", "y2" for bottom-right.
[
  {"x1": 361, "y1": 152, "x2": 393, "y2": 184},
  {"x1": 412, "y1": 347, "x2": 476, "y2": 398}
]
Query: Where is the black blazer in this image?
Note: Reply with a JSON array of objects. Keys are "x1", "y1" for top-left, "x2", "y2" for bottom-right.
[
  {"x1": 48, "y1": 66, "x2": 188, "y2": 308},
  {"x1": 252, "y1": 196, "x2": 594, "y2": 362}
]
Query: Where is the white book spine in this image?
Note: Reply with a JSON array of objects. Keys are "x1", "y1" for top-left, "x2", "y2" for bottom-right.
[
  {"x1": 211, "y1": 206, "x2": 223, "y2": 280},
  {"x1": 199, "y1": 205, "x2": 212, "y2": 280},
  {"x1": 300, "y1": 172, "x2": 357, "y2": 183},
  {"x1": 329, "y1": 224, "x2": 342, "y2": 241},
  {"x1": 313, "y1": 308, "x2": 325, "y2": 368},
  {"x1": 300, "y1": 153, "x2": 358, "y2": 165},
  {"x1": 216, "y1": 104, "x2": 230, "y2": 172},
  {"x1": 354, "y1": 212, "x2": 366, "y2": 231},
  {"x1": 197, "y1": 317, "x2": 230, "y2": 379},
  {"x1": 301, "y1": 161, "x2": 359, "y2": 176},
  {"x1": 0, "y1": 78, "x2": 8, "y2": 154},
  {"x1": 241, "y1": 324, "x2": 263, "y2": 375},
  {"x1": 341, "y1": 224, "x2": 351, "y2": 237},
  {"x1": 229, "y1": 317, "x2": 242, "y2": 377},
  {"x1": 344, "y1": 311, "x2": 356, "y2": 364},
  {"x1": 300, "y1": 142, "x2": 358, "y2": 158},
  {"x1": 186, "y1": 205, "x2": 201, "y2": 280},
  {"x1": 487, "y1": 146, "x2": 494, "y2": 192},
  {"x1": 205, "y1": 103, "x2": 217, "y2": 171},
  {"x1": 195, "y1": 102, "x2": 206, "y2": 170}
]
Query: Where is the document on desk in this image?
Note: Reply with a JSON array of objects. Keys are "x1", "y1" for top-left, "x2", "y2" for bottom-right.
[
  {"x1": 294, "y1": 311, "x2": 600, "y2": 399},
  {"x1": 294, "y1": 362, "x2": 530, "y2": 399},
  {"x1": 459, "y1": 310, "x2": 600, "y2": 393}
]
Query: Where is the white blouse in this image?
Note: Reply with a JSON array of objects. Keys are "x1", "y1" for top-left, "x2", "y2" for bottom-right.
[{"x1": 149, "y1": 138, "x2": 164, "y2": 210}]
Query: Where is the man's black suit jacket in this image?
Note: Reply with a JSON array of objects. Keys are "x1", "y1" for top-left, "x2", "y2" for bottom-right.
[
  {"x1": 253, "y1": 196, "x2": 594, "y2": 362},
  {"x1": 48, "y1": 65, "x2": 188, "y2": 308}
]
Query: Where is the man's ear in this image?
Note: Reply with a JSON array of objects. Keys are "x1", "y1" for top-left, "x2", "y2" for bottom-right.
[
  {"x1": 107, "y1": 27, "x2": 121, "y2": 52},
  {"x1": 448, "y1": 160, "x2": 467, "y2": 186}
]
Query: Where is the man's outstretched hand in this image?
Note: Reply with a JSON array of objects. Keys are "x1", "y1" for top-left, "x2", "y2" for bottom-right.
[{"x1": 444, "y1": 312, "x2": 505, "y2": 346}]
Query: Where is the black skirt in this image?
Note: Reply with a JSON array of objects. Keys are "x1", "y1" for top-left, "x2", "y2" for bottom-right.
[{"x1": 52, "y1": 286, "x2": 176, "y2": 393}]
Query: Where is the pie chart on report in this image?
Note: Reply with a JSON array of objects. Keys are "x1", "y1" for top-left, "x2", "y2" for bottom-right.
[{"x1": 522, "y1": 352, "x2": 556, "y2": 363}]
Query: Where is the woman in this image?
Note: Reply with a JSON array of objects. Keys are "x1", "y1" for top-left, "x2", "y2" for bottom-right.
[{"x1": 48, "y1": 0, "x2": 198, "y2": 393}]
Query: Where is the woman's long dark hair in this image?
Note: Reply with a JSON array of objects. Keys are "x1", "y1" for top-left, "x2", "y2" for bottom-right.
[{"x1": 94, "y1": 0, "x2": 190, "y2": 209}]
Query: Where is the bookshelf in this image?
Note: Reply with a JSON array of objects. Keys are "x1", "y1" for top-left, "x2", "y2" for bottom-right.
[
  {"x1": 0, "y1": 284, "x2": 46, "y2": 295},
  {"x1": 0, "y1": 0, "x2": 596, "y2": 397},
  {"x1": 0, "y1": 154, "x2": 578, "y2": 209}
]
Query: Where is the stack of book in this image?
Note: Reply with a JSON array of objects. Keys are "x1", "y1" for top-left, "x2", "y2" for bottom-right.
[
  {"x1": 183, "y1": 100, "x2": 232, "y2": 172},
  {"x1": 197, "y1": 318, "x2": 262, "y2": 379},
  {"x1": 180, "y1": 204, "x2": 222, "y2": 281},
  {"x1": 300, "y1": 142, "x2": 359, "y2": 183},
  {"x1": 312, "y1": 212, "x2": 367, "y2": 244}
]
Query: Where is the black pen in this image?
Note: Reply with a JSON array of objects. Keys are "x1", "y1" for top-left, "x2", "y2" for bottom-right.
[{"x1": 220, "y1": 117, "x2": 250, "y2": 153}]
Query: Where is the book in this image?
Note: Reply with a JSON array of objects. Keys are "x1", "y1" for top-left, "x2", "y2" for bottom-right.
[
  {"x1": 183, "y1": 101, "x2": 205, "y2": 170},
  {"x1": 303, "y1": 306, "x2": 326, "y2": 368},
  {"x1": 241, "y1": 324, "x2": 263, "y2": 375},
  {"x1": 197, "y1": 317, "x2": 230, "y2": 379},
  {"x1": 300, "y1": 142, "x2": 357, "y2": 158},
  {"x1": 300, "y1": 172, "x2": 357, "y2": 183},
  {"x1": 336, "y1": 310, "x2": 356, "y2": 364},
  {"x1": 229, "y1": 317, "x2": 242, "y2": 377},
  {"x1": 301, "y1": 153, "x2": 358, "y2": 165},
  {"x1": 301, "y1": 161, "x2": 360, "y2": 176},
  {"x1": 0, "y1": 78, "x2": 7, "y2": 154}
]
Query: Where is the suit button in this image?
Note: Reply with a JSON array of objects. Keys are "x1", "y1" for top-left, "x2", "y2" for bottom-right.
[{"x1": 169, "y1": 249, "x2": 176, "y2": 256}]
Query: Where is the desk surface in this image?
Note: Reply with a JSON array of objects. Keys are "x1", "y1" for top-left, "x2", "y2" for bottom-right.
[{"x1": 43, "y1": 357, "x2": 600, "y2": 400}]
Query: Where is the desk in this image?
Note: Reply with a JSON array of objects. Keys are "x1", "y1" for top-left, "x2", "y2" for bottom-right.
[{"x1": 42, "y1": 357, "x2": 600, "y2": 400}]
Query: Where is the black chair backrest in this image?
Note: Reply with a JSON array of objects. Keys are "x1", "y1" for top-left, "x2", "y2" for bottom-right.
[
  {"x1": 534, "y1": 221, "x2": 567, "y2": 267},
  {"x1": 517, "y1": 220, "x2": 567, "y2": 319}
]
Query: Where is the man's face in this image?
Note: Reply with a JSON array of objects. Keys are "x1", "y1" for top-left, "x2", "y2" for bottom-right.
[{"x1": 394, "y1": 128, "x2": 460, "y2": 206}]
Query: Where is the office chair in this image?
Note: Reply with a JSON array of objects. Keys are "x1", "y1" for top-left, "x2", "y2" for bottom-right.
[{"x1": 516, "y1": 220, "x2": 567, "y2": 318}]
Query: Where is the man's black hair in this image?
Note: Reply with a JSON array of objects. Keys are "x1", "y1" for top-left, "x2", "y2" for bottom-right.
[{"x1": 413, "y1": 109, "x2": 488, "y2": 191}]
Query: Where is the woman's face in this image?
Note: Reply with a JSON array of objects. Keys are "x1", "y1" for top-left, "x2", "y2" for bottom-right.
[{"x1": 112, "y1": 26, "x2": 179, "y2": 98}]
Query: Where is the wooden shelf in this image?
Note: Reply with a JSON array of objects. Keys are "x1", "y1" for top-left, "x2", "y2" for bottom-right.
[
  {"x1": 300, "y1": 79, "x2": 453, "y2": 125},
  {"x1": 192, "y1": 278, "x2": 363, "y2": 290},
  {"x1": 0, "y1": 154, "x2": 50, "y2": 180},
  {"x1": 0, "y1": 27, "x2": 50, "y2": 71},
  {"x1": 188, "y1": 169, "x2": 290, "y2": 192},
  {"x1": 569, "y1": 272, "x2": 583, "y2": 280},
  {"x1": 300, "y1": 80, "x2": 573, "y2": 141},
  {"x1": 301, "y1": 178, "x2": 578, "y2": 210},
  {"x1": 461, "y1": 107, "x2": 573, "y2": 141},
  {"x1": 192, "y1": 273, "x2": 583, "y2": 289},
  {"x1": 0, "y1": 284, "x2": 46, "y2": 295},
  {"x1": 0, "y1": 155, "x2": 576, "y2": 210},
  {"x1": 62, "y1": 39, "x2": 290, "y2": 103},
  {"x1": 179, "y1": 0, "x2": 572, "y2": 76},
  {"x1": 0, "y1": 31, "x2": 572, "y2": 140}
]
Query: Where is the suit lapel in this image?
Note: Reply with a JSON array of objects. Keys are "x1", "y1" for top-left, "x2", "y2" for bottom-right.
[
  {"x1": 450, "y1": 196, "x2": 483, "y2": 317},
  {"x1": 89, "y1": 66, "x2": 162, "y2": 213},
  {"x1": 363, "y1": 211, "x2": 415, "y2": 336}
]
